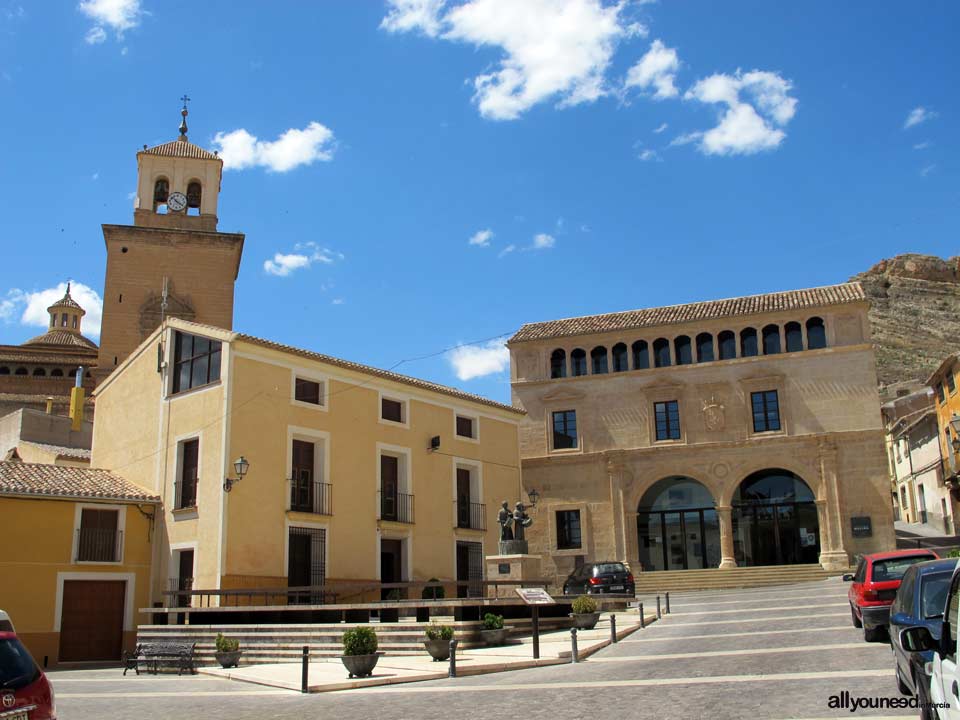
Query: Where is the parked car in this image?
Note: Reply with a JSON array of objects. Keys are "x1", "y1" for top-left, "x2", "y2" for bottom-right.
[
  {"x1": 0, "y1": 610, "x2": 56, "y2": 719},
  {"x1": 562, "y1": 562, "x2": 635, "y2": 595},
  {"x1": 845, "y1": 549, "x2": 939, "y2": 641},
  {"x1": 889, "y1": 558, "x2": 957, "y2": 706}
]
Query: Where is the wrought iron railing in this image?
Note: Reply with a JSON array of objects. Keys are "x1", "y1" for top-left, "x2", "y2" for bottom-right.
[
  {"x1": 75, "y1": 528, "x2": 122, "y2": 562},
  {"x1": 455, "y1": 500, "x2": 486, "y2": 530},
  {"x1": 168, "y1": 577, "x2": 194, "y2": 608},
  {"x1": 379, "y1": 491, "x2": 414, "y2": 523},
  {"x1": 288, "y1": 479, "x2": 332, "y2": 515}
]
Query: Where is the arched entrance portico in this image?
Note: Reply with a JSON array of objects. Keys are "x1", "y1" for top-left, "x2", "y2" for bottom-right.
[
  {"x1": 637, "y1": 477, "x2": 721, "y2": 571},
  {"x1": 732, "y1": 469, "x2": 820, "y2": 566}
]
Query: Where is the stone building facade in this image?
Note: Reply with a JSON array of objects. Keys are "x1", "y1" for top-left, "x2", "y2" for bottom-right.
[{"x1": 508, "y1": 282, "x2": 894, "y2": 584}]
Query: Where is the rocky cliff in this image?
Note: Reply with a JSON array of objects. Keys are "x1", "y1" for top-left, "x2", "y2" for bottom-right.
[{"x1": 850, "y1": 254, "x2": 960, "y2": 388}]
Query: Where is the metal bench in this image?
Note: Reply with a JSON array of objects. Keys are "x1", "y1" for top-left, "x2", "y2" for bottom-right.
[{"x1": 123, "y1": 641, "x2": 197, "y2": 676}]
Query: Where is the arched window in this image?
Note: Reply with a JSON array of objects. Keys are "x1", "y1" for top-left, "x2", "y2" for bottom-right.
[
  {"x1": 571, "y1": 349, "x2": 587, "y2": 376},
  {"x1": 674, "y1": 336, "x2": 692, "y2": 365},
  {"x1": 806, "y1": 317, "x2": 826, "y2": 349},
  {"x1": 732, "y1": 469, "x2": 819, "y2": 566},
  {"x1": 0, "y1": 367, "x2": 9, "y2": 375},
  {"x1": 550, "y1": 349, "x2": 567, "y2": 379},
  {"x1": 637, "y1": 476, "x2": 720, "y2": 571},
  {"x1": 14, "y1": 367, "x2": 27, "y2": 375},
  {"x1": 696, "y1": 333, "x2": 715, "y2": 363},
  {"x1": 762, "y1": 324, "x2": 781, "y2": 355},
  {"x1": 785, "y1": 322, "x2": 803, "y2": 352},
  {"x1": 32, "y1": 368, "x2": 45, "y2": 376},
  {"x1": 740, "y1": 328, "x2": 758, "y2": 357},
  {"x1": 72, "y1": 315, "x2": 78, "y2": 330},
  {"x1": 153, "y1": 177, "x2": 169, "y2": 211},
  {"x1": 50, "y1": 368, "x2": 63, "y2": 377},
  {"x1": 591, "y1": 346, "x2": 609, "y2": 374},
  {"x1": 611, "y1": 343, "x2": 628, "y2": 372},
  {"x1": 61, "y1": 313, "x2": 68, "y2": 327},
  {"x1": 632, "y1": 340, "x2": 649, "y2": 370},
  {"x1": 187, "y1": 181, "x2": 202, "y2": 213},
  {"x1": 653, "y1": 338, "x2": 671, "y2": 367},
  {"x1": 718, "y1": 330, "x2": 736, "y2": 360}
]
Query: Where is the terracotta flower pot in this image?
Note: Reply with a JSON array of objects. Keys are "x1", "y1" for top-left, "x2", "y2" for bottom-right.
[
  {"x1": 341, "y1": 652, "x2": 382, "y2": 678},
  {"x1": 570, "y1": 612, "x2": 601, "y2": 630},
  {"x1": 215, "y1": 650, "x2": 242, "y2": 668},
  {"x1": 424, "y1": 638, "x2": 451, "y2": 661}
]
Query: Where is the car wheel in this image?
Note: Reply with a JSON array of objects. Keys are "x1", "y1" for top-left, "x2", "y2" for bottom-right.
[
  {"x1": 895, "y1": 665, "x2": 911, "y2": 696},
  {"x1": 864, "y1": 625, "x2": 884, "y2": 642},
  {"x1": 851, "y1": 604, "x2": 863, "y2": 628}
]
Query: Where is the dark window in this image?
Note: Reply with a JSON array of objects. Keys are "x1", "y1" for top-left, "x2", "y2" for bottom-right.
[
  {"x1": 0, "y1": 367, "x2": 8, "y2": 375},
  {"x1": 14, "y1": 367, "x2": 26, "y2": 375},
  {"x1": 806, "y1": 317, "x2": 826, "y2": 349},
  {"x1": 153, "y1": 178, "x2": 169, "y2": 205},
  {"x1": 50, "y1": 313, "x2": 55, "y2": 327},
  {"x1": 751, "y1": 390, "x2": 781, "y2": 433},
  {"x1": 653, "y1": 338, "x2": 671, "y2": 367},
  {"x1": 456, "y1": 415, "x2": 475, "y2": 439},
  {"x1": 611, "y1": 343, "x2": 628, "y2": 372},
  {"x1": 187, "y1": 181, "x2": 202, "y2": 208},
  {"x1": 552, "y1": 410, "x2": 578, "y2": 450},
  {"x1": 290, "y1": 439, "x2": 315, "y2": 512},
  {"x1": 61, "y1": 313, "x2": 68, "y2": 327},
  {"x1": 922, "y1": 571, "x2": 954, "y2": 619},
  {"x1": 674, "y1": 336, "x2": 692, "y2": 365},
  {"x1": 172, "y1": 331, "x2": 222, "y2": 395},
  {"x1": 654, "y1": 400, "x2": 681, "y2": 441},
  {"x1": 381, "y1": 397, "x2": 404, "y2": 422},
  {"x1": 718, "y1": 331, "x2": 736, "y2": 360},
  {"x1": 50, "y1": 368, "x2": 63, "y2": 377},
  {"x1": 696, "y1": 333, "x2": 714, "y2": 363},
  {"x1": 632, "y1": 340, "x2": 649, "y2": 370},
  {"x1": 949, "y1": 373, "x2": 957, "y2": 395},
  {"x1": 32, "y1": 368, "x2": 45, "y2": 376},
  {"x1": 785, "y1": 322, "x2": 803, "y2": 352},
  {"x1": 762, "y1": 324, "x2": 780, "y2": 355},
  {"x1": 295, "y1": 378, "x2": 322, "y2": 405},
  {"x1": 556, "y1": 510, "x2": 582, "y2": 550},
  {"x1": 938, "y1": 383, "x2": 947, "y2": 405},
  {"x1": 177, "y1": 438, "x2": 199, "y2": 509},
  {"x1": 740, "y1": 328, "x2": 758, "y2": 357},
  {"x1": 76, "y1": 508, "x2": 120, "y2": 562},
  {"x1": 571, "y1": 349, "x2": 587, "y2": 376},
  {"x1": 871, "y1": 555, "x2": 938, "y2": 582},
  {"x1": 550, "y1": 349, "x2": 567, "y2": 379},
  {"x1": 72, "y1": 315, "x2": 78, "y2": 329},
  {"x1": 591, "y1": 346, "x2": 608, "y2": 374}
]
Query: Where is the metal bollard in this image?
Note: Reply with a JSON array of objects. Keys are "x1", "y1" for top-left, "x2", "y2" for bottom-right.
[
  {"x1": 666, "y1": 592, "x2": 670, "y2": 614},
  {"x1": 570, "y1": 628, "x2": 579, "y2": 663},
  {"x1": 610, "y1": 614, "x2": 617, "y2": 643},
  {"x1": 639, "y1": 602, "x2": 645, "y2": 629},
  {"x1": 301, "y1": 645, "x2": 309, "y2": 694},
  {"x1": 448, "y1": 639, "x2": 458, "y2": 678},
  {"x1": 656, "y1": 595, "x2": 662, "y2": 619}
]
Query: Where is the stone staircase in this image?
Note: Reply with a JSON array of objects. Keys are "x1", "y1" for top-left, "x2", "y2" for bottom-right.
[{"x1": 632, "y1": 564, "x2": 847, "y2": 594}]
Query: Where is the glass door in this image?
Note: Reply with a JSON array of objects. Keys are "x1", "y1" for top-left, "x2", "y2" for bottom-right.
[
  {"x1": 664, "y1": 512, "x2": 685, "y2": 570},
  {"x1": 753, "y1": 506, "x2": 779, "y2": 566},
  {"x1": 637, "y1": 513, "x2": 665, "y2": 571},
  {"x1": 684, "y1": 511, "x2": 705, "y2": 569}
]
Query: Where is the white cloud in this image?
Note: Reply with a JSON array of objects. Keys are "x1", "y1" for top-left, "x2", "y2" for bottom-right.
[
  {"x1": 625, "y1": 39, "x2": 680, "y2": 99},
  {"x1": 498, "y1": 244, "x2": 516, "y2": 259},
  {"x1": 78, "y1": 0, "x2": 142, "y2": 42},
  {"x1": 904, "y1": 106, "x2": 936, "y2": 130},
  {"x1": 638, "y1": 148, "x2": 660, "y2": 161},
  {"x1": 468, "y1": 228, "x2": 493, "y2": 247},
  {"x1": 331, "y1": 298, "x2": 345, "y2": 306},
  {"x1": 669, "y1": 131, "x2": 702, "y2": 147},
  {"x1": 653, "y1": 122, "x2": 668, "y2": 133},
  {"x1": 920, "y1": 164, "x2": 936, "y2": 177},
  {"x1": 213, "y1": 121, "x2": 336, "y2": 173},
  {"x1": 447, "y1": 338, "x2": 510, "y2": 380},
  {"x1": 913, "y1": 141, "x2": 932, "y2": 150},
  {"x1": 384, "y1": 0, "x2": 642, "y2": 120},
  {"x1": 1, "y1": 282, "x2": 102, "y2": 337},
  {"x1": 683, "y1": 70, "x2": 797, "y2": 156},
  {"x1": 381, "y1": 0, "x2": 446, "y2": 37},
  {"x1": 91, "y1": 172, "x2": 99, "y2": 181},
  {"x1": 263, "y1": 242, "x2": 343, "y2": 277},
  {"x1": 532, "y1": 233, "x2": 555, "y2": 249}
]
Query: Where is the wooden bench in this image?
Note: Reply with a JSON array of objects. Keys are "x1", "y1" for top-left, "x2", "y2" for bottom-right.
[{"x1": 123, "y1": 642, "x2": 197, "y2": 676}]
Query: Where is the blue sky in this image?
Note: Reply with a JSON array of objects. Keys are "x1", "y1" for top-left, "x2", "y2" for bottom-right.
[{"x1": 0, "y1": 0, "x2": 956, "y2": 404}]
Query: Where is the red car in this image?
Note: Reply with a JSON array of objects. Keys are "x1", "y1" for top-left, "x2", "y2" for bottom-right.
[
  {"x1": 845, "y1": 549, "x2": 939, "y2": 642},
  {"x1": 0, "y1": 611, "x2": 56, "y2": 720}
]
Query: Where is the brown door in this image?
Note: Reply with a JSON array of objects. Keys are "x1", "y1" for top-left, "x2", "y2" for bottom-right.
[{"x1": 59, "y1": 580, "x2": 125, "y2": 661}]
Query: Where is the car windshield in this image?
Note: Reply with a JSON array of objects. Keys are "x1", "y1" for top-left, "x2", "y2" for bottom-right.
[
  {"x1": 594, "y1": 563, "x2": 627, "y2": 575},
  {"x1": 872, "y1": 556, "x2": 935, "y2": 582},
  {"x1": 921, "y1": 571, "x2": 953, "y2": 619},
  {"x1": 0, "y1": 638, "x2": 39, "y2": 691}
]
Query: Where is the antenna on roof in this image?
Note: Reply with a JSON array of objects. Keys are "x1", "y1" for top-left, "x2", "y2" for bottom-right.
[{"x1": 161, "y1": 276, "x2": 169, "y2": 325}]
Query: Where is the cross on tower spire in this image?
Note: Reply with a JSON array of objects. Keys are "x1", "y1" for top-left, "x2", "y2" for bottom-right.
[{"x1": 178, "y1": 94, "x2": 190, "y2": 139}]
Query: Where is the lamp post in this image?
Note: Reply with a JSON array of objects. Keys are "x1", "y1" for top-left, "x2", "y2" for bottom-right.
[
  {"x1": 526, "y1": 488, "x2": 540, "y2": 509},
  {"x1": 223, "y1": 456, "x2": 250, "y2": 492}
]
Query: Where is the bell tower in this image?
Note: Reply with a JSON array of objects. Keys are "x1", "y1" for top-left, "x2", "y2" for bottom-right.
[{"x1": 97, "y1": 99, "x2": 245, "y2": 379}]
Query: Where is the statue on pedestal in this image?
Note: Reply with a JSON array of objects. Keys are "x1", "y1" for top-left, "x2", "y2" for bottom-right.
[{"x1": 498, "y1": 500, "x2": 533, "y2": 555}]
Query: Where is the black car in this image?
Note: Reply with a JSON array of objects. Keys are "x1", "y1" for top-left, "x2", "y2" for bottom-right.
[{"x1": 562, "y1": 562, "x2": 635, "y2": 595}]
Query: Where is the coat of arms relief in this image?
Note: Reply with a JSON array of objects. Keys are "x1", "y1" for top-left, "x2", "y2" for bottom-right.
[{"x1": 701, "y1": 395, "x2": 726, "y2": 431}]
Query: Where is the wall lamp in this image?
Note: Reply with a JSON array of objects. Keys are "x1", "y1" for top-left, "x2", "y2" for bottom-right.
[
  {"x1": 223, "y1": 456, "x2": 250, "y2": 492},
  {"x1": 527, "y1": 488, "x2": 540, "y2": 509}
]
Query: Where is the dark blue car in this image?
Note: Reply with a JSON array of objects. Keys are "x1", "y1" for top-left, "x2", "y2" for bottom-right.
[{"x1": 888, "y1": 557, "x2": 957, "y2": 701}]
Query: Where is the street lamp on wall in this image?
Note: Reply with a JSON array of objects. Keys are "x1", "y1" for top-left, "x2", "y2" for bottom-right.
[
  {"x1": 526, "y1": 488, "x2": 540, "y2": 509},
  {"x1": 223, "y1": 456, "x2": 250, "y2": 492}
]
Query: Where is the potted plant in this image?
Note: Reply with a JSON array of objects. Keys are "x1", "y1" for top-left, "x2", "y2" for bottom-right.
[
  {"x1": 570, "y1": 595, "x2": 601, "y2": 630},
  {"x1": 214, "y1": 632, "x2": 241, "y2": 668},
  {"x1": 341, "y1": 626, "x2": 381, "y2": 678},
  {"x1": 423, "y1": 623, "x2": 454, "y2": 661},
  {"x1": 479, "y1": 613, "x2": 509, "y2": 646}
]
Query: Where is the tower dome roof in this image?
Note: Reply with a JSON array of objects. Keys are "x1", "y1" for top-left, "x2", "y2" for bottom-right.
[{"x1": 47, "y1": 283, "x2": 85, "y2": 315}]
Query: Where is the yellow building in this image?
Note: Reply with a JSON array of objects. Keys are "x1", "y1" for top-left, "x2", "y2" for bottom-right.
[
  {"x1": 91, "y1": 318, "x2": 524, "y2": 606},
  {"x1": 0, "y1": 461, "x2": 159, "y2": 666},
  {"x1": 928, "y1": 354, "x2": 960, "y2": 501}
]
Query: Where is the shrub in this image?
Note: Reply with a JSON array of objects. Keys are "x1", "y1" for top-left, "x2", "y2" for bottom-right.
[
  {"x1": 343, "y1": 627, "x2": 378, "y2": 656},
  {"x1": 483, "y1": 613, "x2": 504, "y2": 631},
  {"x1": 422, "y1": 578, "x2": 445, "y2": 600},
  {"x1": 948, "y1": 549, "x2": 960, "y2": 559},
  {"x1": 425, "y1": 623, "x2": 454, "y2": 641},
  {"x1": 215, "y1": 633, "x2": 239, "y2": 653},
  {"x1": 571, "y1": 595, "x2": 598, "y2": 615}
]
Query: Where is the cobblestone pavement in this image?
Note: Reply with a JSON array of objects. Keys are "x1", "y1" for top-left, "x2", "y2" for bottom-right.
[{"x1": 54, "y1": 579, "x2": 916, "y2": 720}]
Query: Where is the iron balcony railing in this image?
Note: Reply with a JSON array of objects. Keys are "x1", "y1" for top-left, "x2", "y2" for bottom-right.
[
  {"x1": 168, "y1": 577, "x2": 194, "y2": 608},
  {"x1": 288, "y1": 479, "x2": 333, "y2": 515},
  {"x1": 174, "y1": 479, "x2": 197, "y2": 510},
  {"x1": 455, "y1": 500, "x2": 486, "y2": 530},
  {"x1": 75, "y1": 528, "x2": 123, "y2": 563},
  {"x1": 378, "y1": 490, "x2": 414, "y2": 523}
]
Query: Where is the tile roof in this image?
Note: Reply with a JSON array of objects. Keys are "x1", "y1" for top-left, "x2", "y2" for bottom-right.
[
  {"x1": 20, "y1": 442, "x2": 92, "y2": 460},
  {"x1": 21, "y1": 330, "x2": 98, "y2": 350},
  {"x1": 0, "y1": 348, "x2": 97, "y2": 364},
  {"x1": 0, "y1": 461, "x2": 159, "y2": 502},
  {"x1": 510, "y1": 282, "x2": 867, "y2": 344},
  {"x1": 49, "y1": 285, "x2": 84, "y2": 312},
  {"x1": 140, "y1": 138, "x2": 219, "y2": 161}
]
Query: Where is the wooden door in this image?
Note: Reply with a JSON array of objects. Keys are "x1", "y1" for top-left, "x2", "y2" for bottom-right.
[{"x1": 59, "y1": 580, "x2": 125, "y2": 661}]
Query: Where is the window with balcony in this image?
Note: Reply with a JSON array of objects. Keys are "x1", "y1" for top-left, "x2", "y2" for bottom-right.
[
  {"x1": 290, "y1": 439, "x2": 331, "y2": 515},
  {"x1": 751, "y1": 390, "x2": 782, "y2": 433},
  {"x1": 654, "y1": 400, "x2": 681, "y2": 441},
  {"x1": 75, "y1": 508, "x2": 121, "y2": 562},
  {"x1": 552, "y1": 410, "x2": 578, "y2": 450},
  {"x1": 379, "y1": 453, "x2": 413, "y2": 523},
  {"x1": 176, "y1": 438, "x2": 199, "y2": 509},
  {"x1": 556, "y1": 510, "x2": 582, "y2": 550},
  {"x1": 171, "y1": 331, "x2": 222, "y2": 395},
  {"x1": 455, "y1": 466, "x2": 485, "y2": 530}
]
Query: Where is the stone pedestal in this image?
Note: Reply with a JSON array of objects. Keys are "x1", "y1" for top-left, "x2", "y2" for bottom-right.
[
  {"x1": 818, "y1": 550, "x2": 851, "y2": 571},
  {"x1": 485, "y1": 554, "x2": 542, "y2": 598}
]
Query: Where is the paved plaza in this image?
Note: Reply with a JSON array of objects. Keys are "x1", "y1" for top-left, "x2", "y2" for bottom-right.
[{"x1": 54, "y1": 579, "x2": 916, "y2": 720}]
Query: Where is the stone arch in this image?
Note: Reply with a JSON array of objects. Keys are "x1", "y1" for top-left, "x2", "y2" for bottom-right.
[
  {"x1": 634, "y1": 475, "x2": 722, "y2": 571},
  {"x1": 717, "y1": 459, "x2": 822, "y2": 507}
]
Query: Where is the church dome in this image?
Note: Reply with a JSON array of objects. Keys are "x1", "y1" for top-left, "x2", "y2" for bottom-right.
[
  {"x1": 22, "y1": 330, "x2": 98, "y2": 350},
  {"x1": 23, "y1": 283, "x2": 98, "y2": 349}
]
